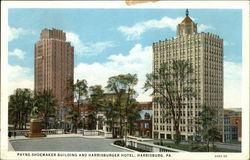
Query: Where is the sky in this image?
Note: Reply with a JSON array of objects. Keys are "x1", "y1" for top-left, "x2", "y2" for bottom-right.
[{"x1": 8, "y1": 8, "x2": 242, "y2": 108}]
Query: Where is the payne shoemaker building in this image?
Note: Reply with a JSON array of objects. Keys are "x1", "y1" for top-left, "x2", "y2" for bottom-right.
[
  {"x1": 35, "y1": 29, "x2": 74, "y2": 108},
  {"x1": 152, "y1": 10, "x2": 224, "y2": 141}
]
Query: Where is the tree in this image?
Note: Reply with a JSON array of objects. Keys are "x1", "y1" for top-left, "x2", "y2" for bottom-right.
[
  {"x1": 9, "y1": 92, "x2": 21, "y2": 130},
  {"x1": 127, "y1": 100, "x2": 141, "y2": 135},
  {"x1": 8, "y1": 88, "x2": 33, "y2": 130},
  {"x1": 35, "y1": 90, "x2": 57, "y2": 129},
  {"x1": 123, "y1": 74, "x2": 139, "y2": 138},
  {"x1": 87, "y1": 85, "x2": 105, "y2": 130},
  {"x1": 106, "y1": 74, "x2": 139, "y2": 138},
  {"x1": 196, "y1": 104, "x2": 221, "y2": 151},
  {"x1": 22, "y1": 89, "x2": 34, "y2": 129},
  {"x1": 144, "y1": 60, "x2": 196, "y2": 144},
  {"x1": 67, "y1": 107, "x2": 79, "y2": 132},
  {"x1": 73, "y1": 79, "x2": 88, "y2": 133},
  {"x1": 103, "y1": 98, "x2": 119, "y2": 138}
]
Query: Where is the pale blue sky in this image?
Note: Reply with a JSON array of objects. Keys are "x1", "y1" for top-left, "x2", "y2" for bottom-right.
[{"x1": 8, "y1": 9, "x2": 242, "y2": 108}]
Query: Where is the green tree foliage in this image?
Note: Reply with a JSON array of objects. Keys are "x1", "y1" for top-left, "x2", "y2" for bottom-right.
[
  {"x1": 127, "y1": 99, "x2": 141, "y2": 135},
  {"x1": 87, "y1": 85, "x2": 105, "y2": 130},
  {"x1": 9, "y1": 88, "x2": 33, "y2": 130},
  {"x1": 144, "y1": 60, "x2": 196, "y2": 144},
  {"x1": 72, "y1": 79, "x2": 88, "y2": 133},
  {"x1": 35, "y1": 90, "x2": 57, "y2": 129},
  {"x1": 103, "y1": 97, "x2": 120, "y2": 138},
  {"x1": 9, "y1": 88, "x2": 57, "y2": 130},
  {"x1": 65, "y1": 78, "x2": 88, "y2": 132},
  {"x1": 196, "y1": 105, "x2": 221, "y2": 151},
  {"x1": 67, "y1": 107, "x2": 79, "y2": 132},
  {"x1": 105, "y1": 73, "x2": 140, "y2": 138}
]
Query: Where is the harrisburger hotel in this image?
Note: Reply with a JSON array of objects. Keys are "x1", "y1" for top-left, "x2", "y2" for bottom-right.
[{"x1": 152, "y1": 9, "x2": 224, "y2": 141}]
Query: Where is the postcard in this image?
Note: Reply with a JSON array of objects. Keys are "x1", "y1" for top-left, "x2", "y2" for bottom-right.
[{"x1": 1, "y1": 1, "x2": 249, "y2": 160}]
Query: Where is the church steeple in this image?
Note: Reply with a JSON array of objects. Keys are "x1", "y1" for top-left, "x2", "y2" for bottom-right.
[{"x1": 177, "y1": 9, "x2": 198, "y2": 37}]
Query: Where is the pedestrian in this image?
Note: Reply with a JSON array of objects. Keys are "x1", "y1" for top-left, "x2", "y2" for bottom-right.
[
  {"x1": 14, "y1": 131, "x2": 16, "y2": 139},
  {"x1": 8, "y1": 131, "x2": 12, "y2": 138}
]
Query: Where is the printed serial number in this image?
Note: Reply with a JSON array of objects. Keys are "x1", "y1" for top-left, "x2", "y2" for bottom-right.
[{"x1": 215, "y1": 155, "x2": 227, "y2": 158}]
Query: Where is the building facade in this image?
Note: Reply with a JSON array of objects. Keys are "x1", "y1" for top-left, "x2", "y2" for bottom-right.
[
  {"x1": 152, "y1": 10, "x2": 224, "y2": 141},
  {"x1": 131, "y1": 102, "x2": 153, "y2": 138},
  {"x1": 224, "y1": 108, "x2": 242, "y2": 142},
  {"x1": 77, "y1": 97, "x2": 153, "y2": 138},
  {"x1": 35, "y1": 28, "x2": 74, "y2": 108}
]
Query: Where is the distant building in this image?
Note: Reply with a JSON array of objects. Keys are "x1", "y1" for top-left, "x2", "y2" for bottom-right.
[
  {"x1": 152, "y1": 9, "x2": 224, "y2": 141},
  {"x1": 35, "y1": 28, "x2": 74, "y2": 108},
  {"x1": 79, "y1": 103, "x2": 94, "y2": 129},
  {"x1": 77, "y1": 96, "x2": 153, "y2": 138},
  {"x1": 131, "y1": 102, "x2": 153, "y2": 138},
  {"x1": 78, "y1": 93, "x2": 126, "y2": 134},
  {"x1": 224, "y1": 108, "x2": 242, "y2": 142}
]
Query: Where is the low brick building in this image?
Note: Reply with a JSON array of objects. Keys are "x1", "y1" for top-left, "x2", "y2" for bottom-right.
[
  {"x1": 131, "y1": 102, "x2": 153, "y2": 138},
  {"x1": 224, "y1": 108, "x2": 242, "y2": 142}
]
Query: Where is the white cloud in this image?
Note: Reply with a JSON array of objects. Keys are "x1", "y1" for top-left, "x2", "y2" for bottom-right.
[
  {"x1": 8, "y1": 26, "x2": 35, "y2": 42},
  {"x1": 8, "y1": 64, "x2": 34, "y2": 95},
  {"x1": 8, "y1": 48, "x2": 26, "y2": 59},
  {"x1": 66, "y1": 31, "x2": 113, "y2": 56},
  {"x1": 224, "y1": 61, "x2": 242, "y2": 108},
  {"x1": 118, "y1": 16, "x2": 215, "y2": 40},
  {"x1": 74, "y1": 44, "x2": 152, "y2": 102},
  {"x1": 118, "y1": 16, "x2": 183, "y2": 40},
  {"x1": 198, "y1": 24, "x2": 215, "y2": 32},
  {"x1": 8, "y1": 26, "x2": 26, "y2": 42},
  {"x1": 74, "y1": 45, "x2": 242, "y2": 106},
  {"x1": 224, "y1": 41, "x2": 235, "y2": 47}
]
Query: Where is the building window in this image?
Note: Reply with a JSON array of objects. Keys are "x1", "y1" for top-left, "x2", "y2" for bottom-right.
[{"x1": 144, "y1": 113, "x2": 151, "y2": 120}]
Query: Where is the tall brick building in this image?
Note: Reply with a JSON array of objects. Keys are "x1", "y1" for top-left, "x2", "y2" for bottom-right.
[
  {"x1": 35, "y1": 28, "x2": 74, "y2": 108},
  {"x1": 152, "y1": 9, "x2": 224, "y2": 141}
]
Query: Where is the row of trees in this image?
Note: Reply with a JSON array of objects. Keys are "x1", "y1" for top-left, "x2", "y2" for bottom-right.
[
  {"x1": 8, "y1": 59, "x2": 221, "y2": 149},
  {"x1": 8, "y1": 73, "x2": 142, "y2": 139},
  {"x1": 69, "y1": 74, "x2": 141, "y2": 138},
  {"x1": 9, "y1": 89, "x2": 56, "y2": 130},
  {"x1": 69, "y1": 59, "x2": 220, "y2": 144}
]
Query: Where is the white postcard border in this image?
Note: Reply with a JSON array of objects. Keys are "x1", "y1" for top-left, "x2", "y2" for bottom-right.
[{"x1": 1, "y1": 1, "x2": 249, "y2": 160}]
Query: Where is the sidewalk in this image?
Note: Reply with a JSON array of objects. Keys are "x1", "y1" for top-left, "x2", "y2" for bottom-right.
[
  {"x1": 8, "y1": 141, "x2": 14, "y2": 151},
  {"x1": 9, "y1": 134, "x2": 105, "y2": 140}
]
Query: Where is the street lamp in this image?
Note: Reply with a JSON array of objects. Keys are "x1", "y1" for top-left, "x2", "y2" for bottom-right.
[
  {"x1": 125, "y1": 118, "x2": 128, "y2": 146},
  {"x1": 60, "y1": 102, "x2": 65, "y2": 131}
]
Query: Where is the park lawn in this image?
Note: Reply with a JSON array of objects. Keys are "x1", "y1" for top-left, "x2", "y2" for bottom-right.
[{"x1": 159, "y1": 143, "x2": 240, "y2": 152}]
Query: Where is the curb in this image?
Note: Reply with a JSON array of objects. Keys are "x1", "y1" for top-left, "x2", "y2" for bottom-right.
[
  {"x1": 9, "y1": 136, "x2": 84, "y2": 141},
  {"x1": 110, "y1": 143, "x2": 138, "y2": 152},
  {"x1": 82, "y1": 136, "x2": 105, "y2": 139},
  {"x1": 8, "y1": 134, "x2": 85, "y2": 141}
]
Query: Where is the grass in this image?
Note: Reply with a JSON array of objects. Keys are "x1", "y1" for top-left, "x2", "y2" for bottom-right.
[
  {"x1": 226, "y1": 141, "x2": 241, "y2": 145},
  {"x1": 155, "y1": 142, "x2": 240, "y2": 152}
]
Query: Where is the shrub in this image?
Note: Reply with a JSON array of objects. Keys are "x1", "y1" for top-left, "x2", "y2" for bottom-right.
[
  {"x1": 211, "y1": 145, "x2": 220, "y2": 152},
  {"x1": 174, "y1": 133, "x2": 181, "y2": 144},
  {"x1": 127, "y1": 146, "x2": 150, "y2": 152},
  {"x1": 114, "y1": 140, "x2": 125, "y2": 147}
]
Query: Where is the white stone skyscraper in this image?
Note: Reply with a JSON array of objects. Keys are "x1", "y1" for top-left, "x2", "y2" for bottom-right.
[{"x1": 152, "y1": 9, "x2": 224, "y2": 141}]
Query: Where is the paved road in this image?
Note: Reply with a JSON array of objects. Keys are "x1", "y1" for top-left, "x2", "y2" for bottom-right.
[{"x1": 10, "y1": 137, "x2": 129, "y2": 152}]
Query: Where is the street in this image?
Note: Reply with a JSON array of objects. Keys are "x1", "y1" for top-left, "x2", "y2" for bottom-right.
[{"x1": 10, "y1": 136, "x2": 129, "y2": 152}]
